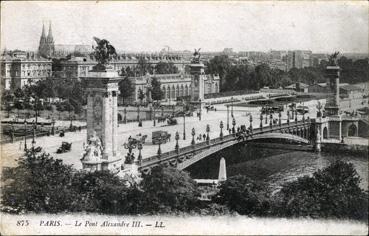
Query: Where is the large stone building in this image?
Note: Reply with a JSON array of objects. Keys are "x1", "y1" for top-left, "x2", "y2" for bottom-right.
[
  {"x1": 0, "y1": 50, "x2": 52, "y2": 90},
  {"x1": 286, "y1": 50, "x2": 312, "y2": 71},
  {"x1": 56, "y1": 54, "x2": 190, "y2": 80},
  {"x1": 127, "y1": 72, "x2": 220, "y2": 104}
]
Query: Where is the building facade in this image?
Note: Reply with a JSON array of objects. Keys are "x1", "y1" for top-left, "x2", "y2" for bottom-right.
[
  {"x1": 286, "y1": 50, "x2": 312, "y2": 71},
  {"x1": 128, "y1": 73, "x2": 220, "y2": 104},
  {"x1": 0, "y1": 50, "x2": 52, "y2": 90},
  {"x1": 56, "y1": 55, "x2": 191, "y2": 80}
]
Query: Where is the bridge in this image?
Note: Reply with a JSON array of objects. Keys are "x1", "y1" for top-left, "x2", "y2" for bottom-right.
[{"x1": 138, "y1": 119, "x2": 314, "y2": 174}]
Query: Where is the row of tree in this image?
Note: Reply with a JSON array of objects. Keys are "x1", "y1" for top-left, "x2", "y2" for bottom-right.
[
  {"x1": 2, "y1": 150, "x2": 367, "y2": 220},
  {"x1": 206, "y1": 55, "x2": 369, "y2": 92}
]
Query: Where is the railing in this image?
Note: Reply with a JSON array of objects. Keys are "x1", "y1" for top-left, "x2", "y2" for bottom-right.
[{"x1": 140, "y1": 120, "x2": 312, "y2": 168}]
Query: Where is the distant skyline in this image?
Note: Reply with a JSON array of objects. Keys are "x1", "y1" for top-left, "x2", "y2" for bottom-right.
[{"x1": 1, "y1": 1, "x2": 368, "y2": 53}]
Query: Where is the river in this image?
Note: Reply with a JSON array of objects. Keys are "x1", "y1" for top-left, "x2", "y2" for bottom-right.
[{"x1": 185, "y1": 143, "x2": 368, "y2": 193}]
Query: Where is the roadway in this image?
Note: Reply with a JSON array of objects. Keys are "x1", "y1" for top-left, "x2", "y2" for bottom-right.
[{"x1": 1, "y1": 95, "x2": 325, "y2": 170}]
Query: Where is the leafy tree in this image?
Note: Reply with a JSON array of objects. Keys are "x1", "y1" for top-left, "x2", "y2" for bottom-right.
[
  {"x1": 2, "y1": 91, "x2": 14, "y2": 117},
  {"x1": 118, "y1": 77, "x2": 134, "y2": 104},
  {"x1": 1, "y1": 150, "x2": 75, "y2": 213},
  {"x1": 215, "y1": 175, "x2": 270, "y2": 216},
  {"x1": 273, "y1": 161, "x2": 368, "y2": 220},
  {"x1": 206, "y1": 55, "x2": 233, "y2": 86},
  {"x1": 155, "y1": 62, "x2": 178, "y2": 74},
  {"x1": 70, "y1": 171, "x2": 131, "y2": 213},
  {"x1": 151, "y1": 77, "x2": 163, "y2": 101},
  {"x1": 14, "y1": 88, "x2": 24, "y2": 99},
  {"x1": 136, "y1": 57, "x2": 153, "y2": 76},
  {"x1": 140, "y1": 166, "x2": 200, "y2": 213}
]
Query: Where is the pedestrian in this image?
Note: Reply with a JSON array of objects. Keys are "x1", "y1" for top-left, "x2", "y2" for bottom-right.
[{"x1": 203, "y1": 134, "x2": 206, "y2": 140}]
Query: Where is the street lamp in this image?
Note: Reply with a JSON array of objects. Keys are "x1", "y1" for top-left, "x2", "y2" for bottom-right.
[
  {"x1": 175, "y1": 131, "x2": 180, "y2": 153},
  {"x1": 220, "y1": 121, "x2": 224, "y2": 139},
  {"x1": 137, "y1": 142, "x2": 143, "y2": 165},
  {"x1": 153, "y1": 105, "x2": 156, "y2": 126},
  {"x1": 260, "y1": 113, "x2": 263, "y2": 131},
  {"x1": 51, "y1": 118, "x2": 55, "y2": 135},
  {"x1": 198, "y1": 99, "x2": 202, "y2": 121},
  {"x1": 295, "y1": 109, "x2": 298, "y2": 123},
  {"x1": 287, "y1": 110, "x2": 290, "y2": 125},
  {"x1": 232, "y1": 117, "x2": 236, "y2": 135},
  {"x1": 278, "y1": 111, "x2": 282, "y2": 127},
  {"x1": 226, "y1": 105, "x2": 230, "y2": 130},
  {"x1": 32, "y1": 121, "x2": 36, "y2": 147},
  {"x1": 269, "y1": 113, "x2": 273, "y2": 130},
  {"x1": 183, "y1": 113, "x2": 186, "y2": 140},
  {"x1": 191, "y1": 127, "x2": 196, "y2": 146},
  {"x1": 249, "y1": 114, "x2": 253, "y2": 133},
  {"x1": 231, "y1": 97, "x2": 234, "y2": 117},
  {"x1": 24, "y1": 119, "x2": 27, "y2": 151},
  {"x1": 123, "y1": 138, "x2": 138, "y2": 164},
  {"x1": 123, "y1": 107, "x2": 127, "y2": 124},
  {"x1": 206, "y1": 124, "x2": 210, "y2": 144}
]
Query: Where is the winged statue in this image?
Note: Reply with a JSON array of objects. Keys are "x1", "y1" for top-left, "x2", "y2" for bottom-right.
[
  {"x1": 192, "y1": 48, "x2": 201, "y2": 63},
  {"x1": 92, "y1": 37, "x2": 117, "y2": 68},
  {"x1": 328, "y1": 51, "x2": 340, "y2": 66}
]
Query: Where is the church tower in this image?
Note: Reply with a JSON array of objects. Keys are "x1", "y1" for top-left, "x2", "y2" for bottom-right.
[
  {"x1": 46, "y1": 21, "x2": 55, "y2": 56},
  {"x1": 38, "y1": 21, "x2": 55, "y2": 58}
]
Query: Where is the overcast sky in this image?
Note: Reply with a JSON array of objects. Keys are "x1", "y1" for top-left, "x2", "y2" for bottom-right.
[{"x1": 1, "y1": 1, "x2": 368, "y2": 53}]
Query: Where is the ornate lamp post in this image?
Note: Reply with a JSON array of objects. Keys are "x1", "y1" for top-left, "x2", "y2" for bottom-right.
[
  {"x1": 161, "y1": 106, "x2": 164, "y2": 117},
  {"x1": 198, "y1": 99, "x2": 202, "y2": 121},
  {"x1": 265, "y1": 111, "x2": 268, "y2": 124},
  {"x1": 175, "y1": 131, "x2": 180, "y2": 153},
  {"x1": 226, "y1": 105, "x2": 230, "y2": 130},
  {"x1": 183, "y1": 113, "x2": 186, "y2": 140},
  {"x1": 295, "y1": 109, "x2": 298, "y2": 123},
  {"x1": 24, "y1": 119, "x2": 28, "y2": 151},
  {"x1": 123, "y1": 107, "x2": 127, "y2": 124},
  {"x1": 269, "y1": 113, "x2": 273, "y2": 130},
  {"x1": 302, "y1": 111, "x2": 305, "y2": 123},
  {"x1": 153, "y1": 105, "x2": 156, "y2": 126},
  {"x1": 32, "y1": 121, "x2": 36, "y2": 147},
  {"x1": 287, "y1": 110, "x2": 290, "y2": 125},
  {"x1": 220, "y1": 121, "x2": 224, "y2": 139},
  {"x1": 157, "y1": 138, "x2": 162, "y2": 156},
  {"x1": 123, "y1": 138, "x2": 137, "y2": 161},
  {"x1": 137, "y1": 142, "x2": 143, "y2": 165},
  {"x1": 206, "y1": 124, "x2": 210, "y2": 144},
  {"x1": 51, "y1": 118, "x2": 55, "y2": 135},
  {"x1": 232, "y1": 117, "x2": 236, "y2": 135},
  {"x1": 231, "y1": 97, "x2": 234, "y2": 117},
  {"x1": 278, "y1": 111, "x2": 282, "y2": 127},
  {"x1": 249, "y1": 114, "x2": 253, "y2": 133},
  {"x1": 191, "y1": 127, "x2": 196, "y2": 146},
  {"x1": 260, "y1": 113, "x2": 263, "y2": 131}
]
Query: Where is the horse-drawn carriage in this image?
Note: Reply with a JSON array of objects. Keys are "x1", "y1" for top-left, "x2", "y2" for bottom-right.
[{"x1": 56, "y1": 142, "x2": 72, "y2": 154}]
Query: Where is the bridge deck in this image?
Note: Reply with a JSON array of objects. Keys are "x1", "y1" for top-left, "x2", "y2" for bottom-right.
[{"x1": 139, "y1": 120, "x2": 312, "y2": 171}]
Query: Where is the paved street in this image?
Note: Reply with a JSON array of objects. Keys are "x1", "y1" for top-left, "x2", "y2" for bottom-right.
[{"x1": 1, "y1": 95, "x2": 325, "y2": 170}]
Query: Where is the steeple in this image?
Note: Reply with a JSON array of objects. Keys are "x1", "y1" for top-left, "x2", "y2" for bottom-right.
[
  {"x1": 40, "y1": 23, "x2": 46, "y2": 43},
  {"x1": 47, "y1": 21, "x2": 54, "y2": 43}
]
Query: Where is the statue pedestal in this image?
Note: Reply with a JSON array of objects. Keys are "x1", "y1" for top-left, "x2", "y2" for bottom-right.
[{"x1": 81, "y1": 66, "x2": 123, "y2": 174}]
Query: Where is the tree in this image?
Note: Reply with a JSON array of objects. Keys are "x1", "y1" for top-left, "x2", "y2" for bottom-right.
[
  {"x1": 140, "y1": 166, "x2": 200, "y2": 213},
  {"x1": 136, "y1": 57, "x2": 152, "y2": 76},
  {"x1": 155, "y1": 62, "x2": 178, "y2": 74},
  {"x1": 215, "y1": 175, "x2": 270, "y2": 216},
  {"x1": 206, "y1": 55, "x2": 233, "y2": 88},
  {"x1": 70, "y1": 171, "x2": 131, "y2": 213},
  {"x1": 151, "y1": 77, "x2": 163, "y2": 101},
  {"x1": 118, "y1": 77, "x2": 134, "y2": 104},
  {"x1": 1, "y1": 150, "x2": 76, "y2": 213},
  {"x1": 2, "y1": 91, "x2": 14, "y2": 117},
  {"x1": 138, "y1": 88, "x2": 145, "y2": 105},
  {"x1": 273, "y1": 161, "x2": 368, "y2": 220},
  {"x1": 14, "y1": 88, "x2": 24, "y2": 99}
]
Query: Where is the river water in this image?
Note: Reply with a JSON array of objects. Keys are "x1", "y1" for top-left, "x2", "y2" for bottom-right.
[{"x1": 186, "y1": 143, "x2": 368, "y2": 193}]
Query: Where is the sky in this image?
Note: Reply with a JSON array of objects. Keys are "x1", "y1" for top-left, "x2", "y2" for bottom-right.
[{"x1": 1, "y1": 1, "x2": 368, "y2": 53}]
